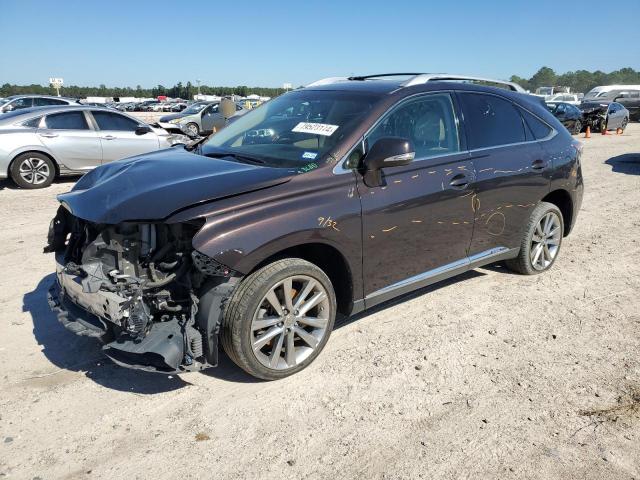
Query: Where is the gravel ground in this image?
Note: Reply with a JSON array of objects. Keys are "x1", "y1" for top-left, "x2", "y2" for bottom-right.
[{"x1": 0, "y1": 125, "x2": 639, "y2": 480}]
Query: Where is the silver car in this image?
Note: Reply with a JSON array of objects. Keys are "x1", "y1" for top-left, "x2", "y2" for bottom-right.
[
  {"x1": 0, "y1": 95, "x2": 78, "y2": 114},
  {"x1": 158, "y1": 101, "x2": 246, "y2": 136},
  {"x1": 0, "y1": 106, "x2": 182, "y2": 188}
]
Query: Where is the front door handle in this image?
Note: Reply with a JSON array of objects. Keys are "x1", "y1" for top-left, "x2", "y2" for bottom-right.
[
  {"x1": 531, "y1": 159, "x2": 548, "y2": 170},
  {"x1": 449, "y1": 173, "x2": 470, "y2": 189},
  {"x1": 39, "y1": 132, "x2": 58, "y2": 138},
  {"x1": 102, "y1": 135, "x2": 116, "y2": 140}
]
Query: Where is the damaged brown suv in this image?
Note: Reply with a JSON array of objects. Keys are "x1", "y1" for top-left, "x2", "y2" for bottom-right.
[{"x1": 46, "y1": 74, "x2": 584, "y2": 380}]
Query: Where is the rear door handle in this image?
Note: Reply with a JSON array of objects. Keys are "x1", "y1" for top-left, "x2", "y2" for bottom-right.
[
  {"x1": 102, "y1": 135, "x2": 116, "y2": 140},
  {"x1": 449, "y1": 173, "x2": 470, "y2": 189},
  {"x1": 531, "y1": 159, "x2": 548, "y2": 170},
  {"x1": 39, "y1": 132, "x2": 58, "y2": 138}
]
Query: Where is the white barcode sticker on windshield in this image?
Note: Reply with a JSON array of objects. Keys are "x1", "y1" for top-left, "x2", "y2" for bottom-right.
[{"x1": 292, "y1": 122, "x2": 339, "y2": 136}]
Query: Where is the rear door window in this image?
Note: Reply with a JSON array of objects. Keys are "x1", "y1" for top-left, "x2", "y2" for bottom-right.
[
  {"x1": 458, "y1": 93, "x2": 525, "y2": 149},
  {"x1": 367, "y1": 93, "x2": 460, "y2": 159},
  {"x1": 44, "y1": 111, "x2": 89, "y2": 130},
  {"x1": 519, "y1": 108, "x2": 553, "y2": 140},
  {"x1": 92, "y1": 111, "x2": 139, "y2": 131},
  {"x1": 22, "y1": 116, "x2": 42, "y2": 128},
  {"x1": 34, "y1": 98, "x2": 69, "y2": 106}
]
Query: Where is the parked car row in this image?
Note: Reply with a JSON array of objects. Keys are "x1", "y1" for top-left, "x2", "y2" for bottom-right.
[{"x1": 546, "y1": 100, "x2": 630, "y2": 134}]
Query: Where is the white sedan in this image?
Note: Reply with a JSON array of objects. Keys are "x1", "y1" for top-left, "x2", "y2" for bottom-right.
[{"x1": 0, "y1": 106, "x2": 186, "y2": 188}]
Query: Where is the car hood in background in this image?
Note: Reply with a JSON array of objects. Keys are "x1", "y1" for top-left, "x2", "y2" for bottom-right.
[
  {"x1": 58, "y1": 148, "x2": 293, "y2": 224},
  {"x1": 159, "y1": 113, "x2": 187, "y2": 122},
  {"x1": 579, "y1": 102, "x2": 609, "y2": 114}
]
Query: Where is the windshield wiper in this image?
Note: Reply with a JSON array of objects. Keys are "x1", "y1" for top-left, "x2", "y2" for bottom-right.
[{"x1": 204, "y1": 151, "x2": 266, "y2": 165}]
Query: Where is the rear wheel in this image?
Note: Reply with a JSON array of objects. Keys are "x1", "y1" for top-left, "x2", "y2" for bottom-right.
[
  {"x1": 505, "y1": 202, "x2": 564, "y2": 275},
  {"x1": 620, "y1": 117, "x2": 628, "y2": 132},
  {"x1": 10, "y1": 152, "x2": 55, "y2": 189},
  {"x1": 221, "y1": 258, "x2": 336, "y2": 380}
]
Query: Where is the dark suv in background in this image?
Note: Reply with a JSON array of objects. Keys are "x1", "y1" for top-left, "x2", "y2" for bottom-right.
[{"x1": 46, "y1": 73, "x2": 583, "y2": 380}]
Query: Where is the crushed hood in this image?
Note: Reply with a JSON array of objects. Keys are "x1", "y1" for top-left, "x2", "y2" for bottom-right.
[
  {"x1": 159, "y1": 113, "x2": 185, "y2": 122},
  {"x1": 58, "y1": 148, "x2": 293, "y2": 224}
]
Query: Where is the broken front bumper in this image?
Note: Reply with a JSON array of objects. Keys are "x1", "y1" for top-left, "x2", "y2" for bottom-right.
[{"x1": 49, "y1": 253, "x2": 192, "y2": 373}]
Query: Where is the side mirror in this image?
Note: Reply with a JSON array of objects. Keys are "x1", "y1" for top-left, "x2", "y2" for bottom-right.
[
  {"x1": 363, "y1": 137, "x2": 415, "y2": 187},
  {"x1": 3, "y1": 104, "x2": 14, "y2": 113},
  {"x1": 135, "y1": 125, "x2": 152, "y2": 135}
]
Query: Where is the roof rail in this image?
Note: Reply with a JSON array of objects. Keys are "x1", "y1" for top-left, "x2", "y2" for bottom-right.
[
  {"x1": 306, "y1": 73, "x2": 526, "y2": 92},
  {"x1": 306, "y1": 77, "x2": 349, "y2": 87},
  {"x1": 347, "y1": 73, "x2": 423, "y2": 81},
  {"x1": 402, "y1": 74, "x2": 526, "y2": 92}
]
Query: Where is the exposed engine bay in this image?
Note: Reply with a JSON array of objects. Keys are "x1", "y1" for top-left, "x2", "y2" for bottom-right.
[
  {"x1": 45, "y1": 206, "x2": 237, "y2": 373},
  {"x1": 579, "y1": 103, "x2": 609, "y2": 132}
]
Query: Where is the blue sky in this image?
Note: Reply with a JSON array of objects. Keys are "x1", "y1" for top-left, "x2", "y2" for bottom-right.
[{"x1": 2, "y1": 0, "x2": 639, "y2": 88}]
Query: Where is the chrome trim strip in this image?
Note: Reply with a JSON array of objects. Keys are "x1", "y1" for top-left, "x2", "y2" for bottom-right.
[{"x1": 365, "y1": 247, "x2": 513, "y2": 301}]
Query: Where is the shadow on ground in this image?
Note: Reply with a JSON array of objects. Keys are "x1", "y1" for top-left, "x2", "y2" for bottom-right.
[
  {"x1": 0, "y1": 176, "x2": 79, "y2": 191},
  {"x1": 336, "y1": 269, "x2": 485, "y2": 329},
  {"x1": 25, "y1": 268, "x2": 486, "y2": 391},
  {"x1": 605, "y1": 153, "x2": 640, "y2": 175}
]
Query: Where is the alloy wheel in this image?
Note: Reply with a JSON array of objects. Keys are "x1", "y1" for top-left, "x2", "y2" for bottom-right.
[
  {"x1": 251, "y1": 275, "x2": 330, "y2": 370},
  {"x1": 185, "y1": 123, "x2": 199, "y2": 136},
  {"x1": 19, "y1": 157, "x2": 51, "y2": 185},
  {"x1": 530, "y1": 212, "x2": 561, "y2": 271},
  {"x1": 573, "y1": 120, "x2": 582, "y2": 135}
]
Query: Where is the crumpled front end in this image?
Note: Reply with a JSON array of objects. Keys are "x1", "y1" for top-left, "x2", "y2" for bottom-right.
[{"x1": 45, "y1": 206, "x2": 237, "y2": 373}]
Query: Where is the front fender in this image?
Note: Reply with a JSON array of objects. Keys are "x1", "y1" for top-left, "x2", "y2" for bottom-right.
[{"x1": 167, "y1": 169, "x2": 363, "y2": 298}]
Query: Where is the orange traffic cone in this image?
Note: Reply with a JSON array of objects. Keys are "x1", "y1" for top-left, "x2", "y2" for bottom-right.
[
  {"x1": 616, "y1": 128, "x2": 623, "y2": 135},
  {"x1": 601, "y1": 127, "x2": 609, "y2": 135},
  {"x1": 584, "y1": 126, "x2": 591, "y2": 138}
]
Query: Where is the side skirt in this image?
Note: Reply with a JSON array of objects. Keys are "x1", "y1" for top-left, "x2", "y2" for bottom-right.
[{"x1": 362, "y1": 247, "x2": 519, "y2": 310}]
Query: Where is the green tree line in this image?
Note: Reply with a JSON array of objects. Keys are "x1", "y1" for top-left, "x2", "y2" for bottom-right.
[
  {"x1": 510, "y1": 67, "x2": 640, "y2": 94},
  {"x1": 0, "y1": 81, "x2": 287, "y2": 99},
  {"x1": 2, "y1": 67, "x2": 639, "y2": 99}
]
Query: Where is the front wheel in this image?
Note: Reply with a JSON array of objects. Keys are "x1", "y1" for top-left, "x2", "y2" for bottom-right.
[
  {"x1": 573, "y1": 120, "x2": 582, "y2": 135},
  {"x1": 221, "y1": 258, "x2": 336, "y2": 380},
  {"x1": 184, "y1": 122, "x2": 199, "y2": 137},
  {"x1": 505, "y1": 202, "x2": 564, "y2": 275},
  {"x1": 599, "y1": 118, "x2": 607, "y2": 133}
]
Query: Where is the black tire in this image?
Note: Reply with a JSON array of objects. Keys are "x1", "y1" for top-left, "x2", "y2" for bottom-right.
[
  {"x1": 573, "y1": 120, "x2": 582, "y2": 135},
  {"x1": 505, "y1": 202, "x2": 564, "y2": 275},
  {"x1": 184, "y1": 122, "x2": 199, "y2": 137},
  {"x1": 620, "y1": 117, "x2": 628, "y2": 132},
  {"x1": 598, "y1": 118, "x2": 607, "y2": 133},
  {"x1": 10, "y1": 152, "x2": 55, "y2": 189},
  {"x1": 221, "y1": 258, "x2": 337, "y2": 380}
]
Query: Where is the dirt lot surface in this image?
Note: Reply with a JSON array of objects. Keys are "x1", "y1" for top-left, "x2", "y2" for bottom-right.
[{"x1": 1, "y1": 126, "x2": 639, "y2": 480}]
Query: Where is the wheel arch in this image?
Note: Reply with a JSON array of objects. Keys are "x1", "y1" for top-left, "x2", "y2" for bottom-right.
[
  {"x1": 542, "y1": 189, "x2": 573, "y2": 236},
  {"x1": 248, "y1": 242, "x2": 354, "y2": 317}
]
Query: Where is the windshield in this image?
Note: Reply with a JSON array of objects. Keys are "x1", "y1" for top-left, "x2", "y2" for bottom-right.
[
  {"x1": 202, "y1": 90, "x2": 379, "y2": 167},
  {"x1": 584, "y1": 88, "x2": 604, "y2": 99},
  {"x1": 183, "y1": 103, "x2": 209, "y2": 115}
]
